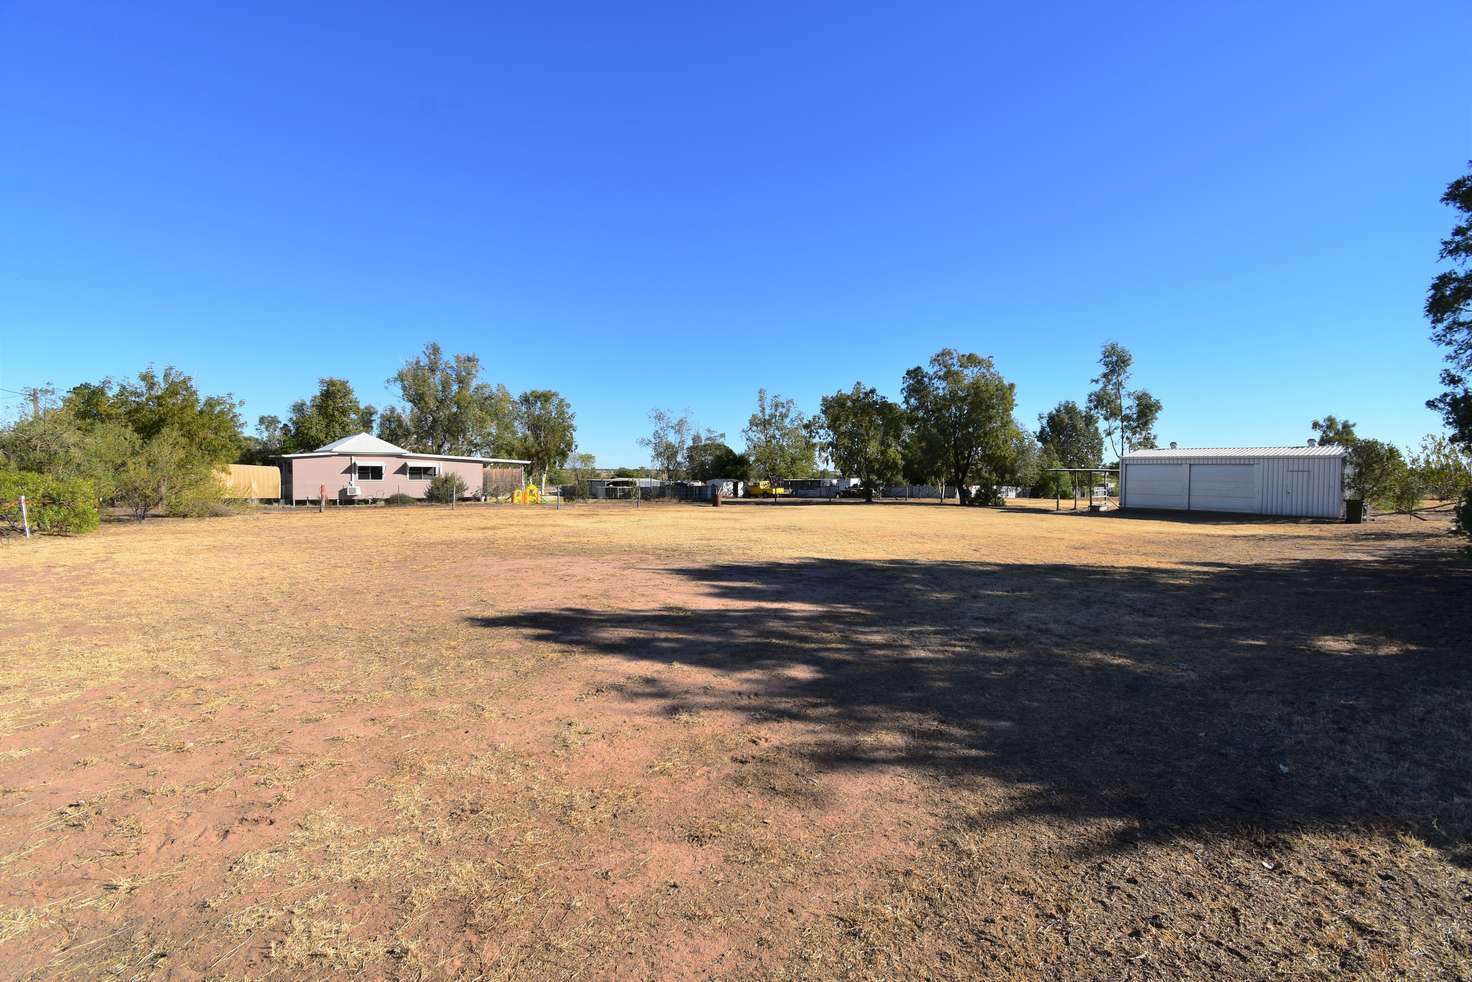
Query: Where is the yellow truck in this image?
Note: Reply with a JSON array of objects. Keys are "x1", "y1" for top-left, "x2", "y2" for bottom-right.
[{"x1": 748, "y1": 480, "x2": 791, "y2": 498}]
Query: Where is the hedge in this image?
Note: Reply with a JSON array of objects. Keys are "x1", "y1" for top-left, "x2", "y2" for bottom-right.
[{"x1": 0, "y1": 470, "x2": 101, "y2": 535}]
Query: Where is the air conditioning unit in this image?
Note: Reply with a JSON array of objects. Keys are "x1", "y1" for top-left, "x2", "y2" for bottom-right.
[{"x1": 343, "y1": 485, "x2": 362, "y2": 497}]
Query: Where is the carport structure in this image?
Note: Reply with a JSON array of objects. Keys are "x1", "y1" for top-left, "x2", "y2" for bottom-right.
[{"x1": 1046, "y1": 467, "x2": 1120, "y2": 511}]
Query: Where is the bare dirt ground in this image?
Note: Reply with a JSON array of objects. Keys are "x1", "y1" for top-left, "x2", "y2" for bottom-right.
[{"x1": 1, "y1": 500, "x2": 1469, "y2": 979}]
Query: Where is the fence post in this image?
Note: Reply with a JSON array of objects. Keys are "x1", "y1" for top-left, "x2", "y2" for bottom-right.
[
  {"x1": 320, "y1": 485, "x2": 325, "y2": 514},
  {"x1": 19, "y1": 495, "x2": 30, "y2": 539}
]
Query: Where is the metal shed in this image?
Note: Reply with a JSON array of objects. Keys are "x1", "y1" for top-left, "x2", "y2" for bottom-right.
[{"x1": 1120, "y1": 444, "x2": 1346, "y2": 519}]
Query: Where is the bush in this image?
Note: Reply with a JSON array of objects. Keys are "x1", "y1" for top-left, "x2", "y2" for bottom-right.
[
  {"x1": 113, "y1": 430, "x2": 226, "y2": 519},
  {"x1": 1389, "y1": 464, "x2": 1423, "y2": 515},
  {"x1": 171, "y1": 496, "x2": 235, "y2": 518},
  {"x1": 385, "y1": 493, "x2": 417, "y2": 506},
  {"x1": 0, "y1": 470, "x2": 100, "y2": 535},
  {"x1": 425, "y1": 472, "x2": 468, "y2": 504},
  {"x1": 1345, "y1": 439, "x2": 1405, "y2": 509}
]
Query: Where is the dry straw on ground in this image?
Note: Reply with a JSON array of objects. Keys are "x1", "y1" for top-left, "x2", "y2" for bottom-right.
[{"x1": 1, "y1": 500, "x2": 1468, "y2": 977}]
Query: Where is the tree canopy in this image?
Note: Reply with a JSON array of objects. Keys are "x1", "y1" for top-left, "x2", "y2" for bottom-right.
[
  {"x1": 686, "y1": 439, "x2": 749, "y2": 483},
  {"x1": 383, "y1": 343, "x2": 517, "y2": 456},
  {"x1": 1086, "y1": 343, "x2": 1161, "y2": 459},
  {"x1": 811, "y1": 383, "x2": 904, "y2": 501},
  {"x1": 639, "y1": 409, "x2": 694, "y2": 480},
  {"x1": 1426, "y1": 163, "x2": 1472, "y2": 446},
  {"x1": 516, "y1": 389, "x2": 577, "y2": 486},
  {"x1": 283, "y1": 378, "x2": 376, "y2": 453},
  {"x1": 65, "y1": 366, "x2": 243, "y2": 465},
  {"x1": 0, "y1": 365, "x2": 242, "y2": 519},
  {"x1": 1310, "y1": 415, "x2": 1357, "y2": 447},
  {"x1": 901, "y1": 349, "x2": 1018, "y2": 505},
  {"x1": 1037, "y1": 400, "x2": 1104, "y2": 469},
  {"x1": 742, "y1": 390, "x2": 816, "y2": 482},
  {"x1": 1345, "y1": 439, "x2": 1405, "y2": 507}
]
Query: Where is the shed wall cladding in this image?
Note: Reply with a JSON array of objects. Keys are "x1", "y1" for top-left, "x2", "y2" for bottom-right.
[{"x1": 1122, "y1": 451, "x2": 1343, "y2": 519}]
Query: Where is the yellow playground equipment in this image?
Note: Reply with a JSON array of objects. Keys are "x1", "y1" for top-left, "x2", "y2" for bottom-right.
[{"x1": 513, "y1": 485, "x2": 542, "y2": 504}]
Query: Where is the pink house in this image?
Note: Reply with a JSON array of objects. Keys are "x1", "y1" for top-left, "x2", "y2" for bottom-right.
[{"x1": 282, "y1": 433, "x2": 528, "y2": 504}]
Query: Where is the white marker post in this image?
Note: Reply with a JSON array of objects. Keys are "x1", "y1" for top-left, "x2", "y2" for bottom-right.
[{"x1": 19, "y1": 495, "x2": 31, "y2": 539}]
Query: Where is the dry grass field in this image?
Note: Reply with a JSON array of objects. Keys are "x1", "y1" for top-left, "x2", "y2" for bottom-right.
[{"x1": 1, "y1": 500, "x2": 1469, "y2": 979}]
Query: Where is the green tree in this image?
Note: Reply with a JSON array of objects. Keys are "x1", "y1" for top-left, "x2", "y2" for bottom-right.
[
  {"x1": 1037, "y1": 400, "x2": 1103, "y2": 469},
  {"x1": 376, "y1": 406, "x2": 413, "y2": 449},
  {"x1": 901, "y1": 349, "x2": 1017, "y2": 505},
  {"x1": 1034, "y1": 447, "x2": 1074, "y2": 498},
  {"x1": 0, "y1": 406, "x2": 139, "y2": 504},
  {"x1": 65, "y1": 366, "x2": 243, "y2": 466},
  {"x1": 1409, "y1": 433, "x2": 1472, "y2": 501},
  {"x1": 1345, "y1": 439, "x2": 1405, "y2": 510},
  {"x1": 742, "y1": 389, "x2": 816, "y2": 482},
  {"x1": 113, "y1": 428, "x2": 224, "y2": 520},
  {"x1": 384, "y1": 342, "x2": 517, "y2": 456},
  {"x1": 639, "y1": 409, "x2": 694, "y2": 480},
  {"x1": 688, "y1": 439, "x2": 749, "y2": 482},
  {"x1": 1086, "y1": 343, "x2": 1162, "y2": 459},
  {"x1": 1000, "y1": 425, "x2": 1042, "y2": 498},
  {"x1": 810, "y1": 383, "x2": 904, "y2": 502},
  {"x1": 1424, "y1": 164, "x2": 1472, "y2": 541},
  {"x1": 516, "y1": 390, "x2": 577, "y2": 491},
  {"x1": 1389, "y1": 461, "x2": 1423, "y2": 515},
  {"x1": 4, "y1": 367, "x2": 240, "y2": 516},
  {"x1": 239, "y1": 415, "x2": 286, "y2": 465},
  {"x1": 1310, "y1": 415, "x2": 1358, "y2": 447},
  {"x1": 1426, "y1": 163, "x2": 1472, "y2": 444},
  {"x1": 282, "y1": 378, "x2": 375, "y2": 452}
]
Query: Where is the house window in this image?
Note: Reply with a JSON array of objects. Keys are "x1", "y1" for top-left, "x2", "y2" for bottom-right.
[
  {"x1": 355, "y1": 464, "x2": 384, "y2": 481},
  {"x1": 407, "y1": 465, "x2": 438, "y2": 480}
]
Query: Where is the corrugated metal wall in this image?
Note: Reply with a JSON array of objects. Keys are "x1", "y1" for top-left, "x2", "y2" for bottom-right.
[
  {"x1": 218, "y1": 464, "x2": 283, "y2": 499},
  {"x1": 1254, "y1": 456, "x2": 1343, "y2": 518},
  {"x1": 1122, "y1": 454, "x2": 1342, "y2": 518}
]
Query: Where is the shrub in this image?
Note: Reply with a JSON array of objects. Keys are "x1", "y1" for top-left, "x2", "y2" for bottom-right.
[
  {"x1": 1389, "y1": 464, "x2": 1423, "y2": 515},
  {"x1": 0, "y1": 470, "x2": 100, "y2": 535},
  {"x1": 1345, "y1": 439, "x2": 1404, "y2": 509},
  {"x1": 170, "y1": 496, "x2": 235, "y2": 518},
  {"x1": 425, "y1": 472, "x2": 468, "y2": 504},
  {"x1": 113, "y1": 430, "x2": 225, "y2": 520},
  {"x1": 385, "y1": 493, "x2": 417, "y2": 506}
]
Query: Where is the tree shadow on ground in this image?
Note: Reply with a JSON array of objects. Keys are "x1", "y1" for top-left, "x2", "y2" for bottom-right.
[{"x1": 469, "y1": 549, "x2": 1472, "y2": 860}]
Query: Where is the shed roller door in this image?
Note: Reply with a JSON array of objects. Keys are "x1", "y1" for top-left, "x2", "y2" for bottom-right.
[
  {"x1": 1125, "y1": 463, "x2": 1187, "y2": 510},
  {"x1": 1189, "y1": 464, "x2": 1257, "y2": 512}
]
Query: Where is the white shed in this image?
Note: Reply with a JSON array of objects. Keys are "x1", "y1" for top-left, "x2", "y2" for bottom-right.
[{"x1": 1120, "y1": 444, "x2": 1346, "y2": 518}]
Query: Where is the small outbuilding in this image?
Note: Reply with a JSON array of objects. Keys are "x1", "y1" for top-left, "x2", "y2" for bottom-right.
[
  {"x1": 282, "y1": 433, "x2": 529, "y2": 504},
  {"x1": 1120, "y1": 443, "x2": 1346, "y2": 518}
]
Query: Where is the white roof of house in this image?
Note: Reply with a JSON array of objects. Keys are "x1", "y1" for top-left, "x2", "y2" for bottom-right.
[
  {"x1": 1123, "y1": 445, "x2": 1347, "y2": 460},
  {"x1": 280, "y1": 432, "x2": 529, "y2": 465},
  {"x1": 317, "y1": 432, "x2": 409, "y2": 455}
]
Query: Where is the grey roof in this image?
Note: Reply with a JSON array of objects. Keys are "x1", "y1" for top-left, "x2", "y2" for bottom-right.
[
  {"x1": 279, "y1": 432, "x2": 529, "y2": 464},
  {"x1": 1123, "y1": 445, "x2": 1347, "y2": 460},
  {"x1": 316, "y1": 432, "x2": 409, "y2": 454}
]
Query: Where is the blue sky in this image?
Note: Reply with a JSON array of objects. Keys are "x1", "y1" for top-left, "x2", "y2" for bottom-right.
[{"x1": 2, "y1": 2, "x2": 1469, "y2": 466}]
